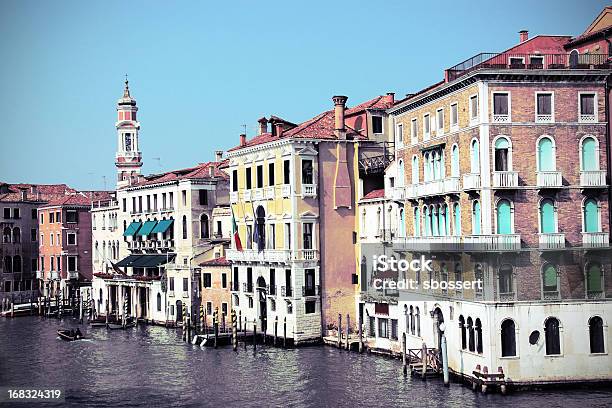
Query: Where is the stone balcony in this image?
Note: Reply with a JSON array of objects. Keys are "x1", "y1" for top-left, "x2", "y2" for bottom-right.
[
  {"x1": 537, "y1": 171, "x2": 562, "y2": 188},
  {"x1": 67, "y1": 271, "x2": 79, "y2": 280},
  {"x1": 582, "y1": 232, "x2": 609, "y2": 248},
  {"x1": 492, "y1": 171, "x2": 519, "y2": 188},
  {"x1": 302, "y1": 184, "x2": 317, "y2": 198},
  {"x1": 580, "y1": 170, "x2": 606, "y2": 188},
  {"x1": 253, "y1": 188, "x2": 264, "y2": 201},
  {"x1": 463, "y1": 173, "x2": 481, "y2": 190},
  {"x1": 230, "y1": 191, "x2": 238, "y2": 203},
  {"x1": 394, "y1": 234, "x2": 520, "y2": 251},
  {"x1": 463, "y1": 234, "x2": 521, "y2": 251},
  {"x1": 226, "y1": 249, "x2": 292, "y2": 264},
  {"x1": 402, "y1": 177, "x2": 461, "y2": 199},
  {"x1": 538, "y1": 233, "x2": 565, "y2": 249},
  {"x1": 265, "y1": 186, "x2": 275, "y2": 200},
  {"x1": 36, "y1": 270, "x2": 42, "y2": 279},
  {"x1": 50, "y1": 271, "x2": 59, "y2": 280}
]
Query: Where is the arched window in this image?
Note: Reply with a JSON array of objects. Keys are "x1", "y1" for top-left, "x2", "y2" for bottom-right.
[
  {"x1": 501, "y1": 319, "x2": 516, "y2": 357},
  {"x1": 539, "y1": 198, "x2": 556, "y2": 233},
  {"x1": 545, "y1": 317, "x2": 561, "y2": 355},
  {"x1": 472, "y1": 200, "x2": 481, "y2": 235},
  {"x1": 455, "y1": 263, "x2": 463, "y2": 296},
  {"x1": 470, "y1": 139, "x2": 480, "y2": 173},
  {"x1": 94, "y1": 242, "x2": 99, "y2": 262},
  {"x1": 413, "y1": 207, "x2": 420, "y2": 237},
  {"x1": 537, "y1": 136, "x2": 555, "y2": 171},
  {"x1": 376, "y1": 207, "x2": 382, "y2": 235},
  {"x1": 415, "y1": 307, "x2": 421, "y2": 337},
  {"x1": 423, "y1": 152, "x2": 430, "y2": 182},
  {"x1": 494, "y1": 137, "x2": 510, "y2": 171},
  {"x1": 569, "y1": 49, "x2": 579, "y2": 68},
  {"x1": 499, "y1": 264, "x2": 513, "y2": 295},
  {"x1": 453, "y1": 203, "x2": 461, "y2": 236},
  {"x1": 182, "y1": 215, "x2": 188, "y2": 240},
  {"x1": 459, "y1": 315, "x2": 467, "y2": 349},
  {"x1": 157, "y1": 293, "x2": 162, "y2": 312},
  {"x1": 13, "y1": 255, "x2": 22, "y2": 272},
  {"x1": 399, "y1": 208, "x2": 405, "y2": 237},
  {"x1": 586, "y1": 262, "x2": 603, "y2": 296},
  {"x1": 467, "y1": 317, "x2": 475, "y2": 351},
  {"x1": 583, "y1": 198, "x2": 600, "y2": 233},
  {"x1": 451, "y1": 144, "x2": 460, "y2": 177},
  {"x1": 439, "y1": 204, "x2": 447, "y2": 236},
  {"x1": 397, "y1": 159, "x2": 405, "y2": 187},
  {"x1": 424, "y1": 206, "x2": 431, "y2": 236},
  {"x1": 409, "y1": 306, "x2": 414, "y2": 335},
  {"x1": 475, "y1": 318, "x2": 483, "y2": 354},
  {"x1": 412, "y1": 156, "x2": 419, "y2": 184},
  {"x1": 581, "y1": 136, "x2": 599, "y2": 171},
  {"x1": 2, "y1": 227, "x2": 11, "y2": 243},
  {"x1": 428, "y1": 153, "x2": 434, "y2": 181},
  {"x1": 200, "y1": 214, "x2": 210, "y2": 239},
  {"x1": 542, "y1": 264, "x2": 559, "y2": 297},
  {"x1": 433, "y1": 152, "x2": 441, "y2": 180},
  {"x1": 589, "y1": 316, "x2": 605, "y2": 353},
  {"x1": 431, "y1": 205, "x2": 439, "y2": 236},
  {"x1": 496, "y1": 199, "x2": 512, "y2": 234},
  {"x1": 12, "y1": 227, "x2": 20, "y2": 243},
  {"x1": 474, "y1": 264, "x2": 484, "y2": 298}
]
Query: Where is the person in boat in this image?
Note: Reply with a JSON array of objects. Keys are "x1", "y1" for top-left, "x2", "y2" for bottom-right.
[
  {"x1": 75, "y1": 328, "x2": 82, "y2": 339},
  {"x1": 70, "y1": 329, "x2": 75, "y2": 337}
]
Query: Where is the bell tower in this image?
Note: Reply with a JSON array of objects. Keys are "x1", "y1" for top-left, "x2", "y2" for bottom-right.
[{"x1": 115, "y1": 76, "x2": 142, "y2": 189}]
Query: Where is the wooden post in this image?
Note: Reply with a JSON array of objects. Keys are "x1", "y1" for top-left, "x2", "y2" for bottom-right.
[
  {"x1": 283, "y1": 317, "x2": 287, "y2": 348},
  {"x1": 346, "y1": 314, "x2": 350, "y2": 350},
  {"x1": 10, "y1": 302, "x2": 14, "y2": 318},
  {"x1": 441, "y1": 332, "x2": 449, "y2": 386},
  {"x1": 214, "y1": 311, "x2": 218, "y2": 349},
  {"x1": 238, "y1": 310, "x2": 242, "y2": 331},
  {"x1": 253, "y1": 319, "x2": 257, "y2": 350},
  {"x1": 358, "y1": 312, "x2": 363, "y2": 353},
  {"x1": 421, "y1": 342, "x2": 427, "y2": 380},
  {"x1": 274, "y1": 316, "x2": 278, "y2": 347},
  {"x1": 38, "y1": 297, "x2": 42, "y2": 316},
  {"x1": 231, "y1": 310, "x2": 237, "y2": 351},
  {"x1": 199, "y1": 304, "x2": 204, "y2": 335},
  {"x1": 402, "y1": 334, "x2": 407, "y2": 375},
  {"x1": 204, "y1": 307, "x2": 208, "y2": 335},
  {"x1": 243, "y1": 316, "x2": 247, "y2": 350},
  {"x1": 337, "y1": 313, "x2": 342, "y2": 349}
]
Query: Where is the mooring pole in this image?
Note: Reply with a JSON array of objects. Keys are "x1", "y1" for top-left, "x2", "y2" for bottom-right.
[
  {"x1": 243, "y1": 316, "x2": 247, "y2": 350},
  {"x1": 283, "y1": 317, "x2": 287, "y2": 348},
  {"x1": 274, "y1": 316, "x2": 278, "y2": 347},
  {"x1": 238, "y1": 310, "x2": 242, "y2": 331},
  {"x1": 358, "y1": 312, "x2": 363, "y2": 353},
  {"x1": 346, "y1": 314, "x2": 350, "y2": 350},
  {"x1": 214, "y1": 310, "x2": 219, "y2": 349},
  {"x1": 232, "y1": 310, "x2": 238, "y2": 352},
  {"x1": 442, "y1": 332, "x2": 449, "y2": 386},
  {"x1": 402, "y1": 334, "x2": 407, "y2": 375},
  {"x1": 253, "y1": 319, "x2": 257, "y2": 350},
  {"x1": 421, "y1": 342, "x2": 427, "y2": 380},
  {"x1": 337, "y1": 314, "x2": 342, "y2": 349}
]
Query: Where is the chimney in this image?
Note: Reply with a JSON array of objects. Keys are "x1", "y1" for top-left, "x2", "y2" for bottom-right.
[
  {"x1": 257, "y1": 117, "x2": 268, "y2": 135},
  {"x1": 215, "y1": 150, "x2": 223, "y2": 162},
  {"x1": 20, "y1": 188, "x2": 27, "y2": 201},
  {"x1": 209, "y1": 165, "x2": 215, "y2": 177},
  {"x1": 332, "y1": 95, "x2": 348, "y2": 139},
  {"x1": 519, "y1": 30, "x2": 528, "y2": 43},
  {"x1": 385, "y1": 92, "x2": 395, "y2": 106},
  {"x1": 275, "y1": 123, "x2": 284, "y2": 138},
  {"x1": 239, "y1": 133, "x2": 246, "y2": 147}
]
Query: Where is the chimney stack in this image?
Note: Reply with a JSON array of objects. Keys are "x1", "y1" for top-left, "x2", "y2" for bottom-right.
[
  {"x1": 519, "y1": 30, "x2": 528, "y2": 43},
  {"x1": 209, "y1": 165, "x2": 215, "y2": 177},
  {"x1": 215, "y1": 150, "x2": 223, "y2": 162},
  {"x1": 257, "y1": 117, "x2": 268, "y2": 135},
  {"x1": 332, "y1": 95, "x2": 348, "y2": 139},
  {"x1": 385, "y1": 92, "x2": 395, "y2": 106},
  {"x1": 275, "y1": 123, "x2": 284, "y2": 138},
  {"x1": 239, "y1": 133, "x2": 246, "y2": 147},
  {"x1": 20, "y1": 188, "x2": 27, "y2": 201}
]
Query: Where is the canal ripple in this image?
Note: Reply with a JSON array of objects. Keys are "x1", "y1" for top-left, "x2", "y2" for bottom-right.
[{"x1": 1, "y1": 317, "x2": 611, "y2": 407}]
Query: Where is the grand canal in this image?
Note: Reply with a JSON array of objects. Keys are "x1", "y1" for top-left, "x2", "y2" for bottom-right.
[{"x1": 1, "y1": 317, "x2": 611, "y2": 407}]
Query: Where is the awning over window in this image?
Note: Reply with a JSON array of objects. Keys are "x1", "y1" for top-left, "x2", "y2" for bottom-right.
[
  {"x1": 151, "y1": 219, "x2": 173, "y2": 234},
  {"x1": 123, "y1": 221, "x2": 142, "y2": 237},
  {"x1": 115, "y1": 254, "x2": 176, "y2": 268},
  {"x1": 138, "y1": 220, "x2": 158, "y2": 236}
]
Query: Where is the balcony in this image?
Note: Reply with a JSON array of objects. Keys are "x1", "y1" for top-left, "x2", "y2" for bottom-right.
[
  {"x1": 266, "y1": 284, "x2": 277, "y2": 296},
  {"x1": 50, "y1": 271, "x2": 59, "y2": 280},
  {"x1": 243, "y1": 282, "x2": 253, "y2": 293},
  {"x1": 464, "y1": 234, "x2": 521, "y2": 251},
  {"x1": 538, "y1": 233, "x2": 565, "y2": 249},
  {"x1": 302, "y1": 285, "x2": 320, "y2": 297},
  {"x1": 231, "y1": 282, "x2": 240, "y2": 292},
  {"x1": 282, "y1": 184, "x2": 291, "y2": 198},
  {"x1": 243, "y1": 190, "x2": 252, "y2": 202},
  {"x1": 493, "y1": 114, "x2": 510, "y2": 123},
  {"x1": 280, "y1": 285, "x2": 293, "y2": 297},
  {"x1": 445, "y1": 52, "x2": 611, "y2": 82},
  {"x1": 463, "y1": 173, "x2": 481, "y2": 190},
  {"x1": 535, "y1": 114, "x2": 553, "y2": 123},
  {"x1": 265, "y1": 186, "x2": 275, "y2": 200},
  {"x1": 253, "y1": 188, "x2": 264, "y2": 201},
  {"x1": 580, "y1": 114, "x2": 596, "y2": 123},
  {"x1": 580, "y1": 170, "x2": 606, "y2": 188},
  {"x1": 295, "y1": 249, "x2": 318, "y2": 261},
  {"x1": 582, "y1": 232, "x2": 609, "y2": 248},
  {"x1": 537, "y1": 171, "x2": 562, "y2": 188},
  {"x1": 395, "y1": 235, "x2": 462, "y2": 252},
  {"x1": 230, "y1": 191, "x2": 238, "y2": 203},
  {"x1": 492, "y1": 171, "x2": 518, "y2": 188},
  {"x1": 587, "y1": 290, "x2": 604, "y2": 300},
  {"x1": 498, "y1": 292, "x2": 516, "y2": 302},
  {"x1": 417, "y1": 180, "x2": 443, "y2": 197},
  {"x1": 226, "y1": 249, "x2": 292, "y2": 263},
  {"x1": 443, "y1": 177, "x2": 461, "y2": 194},
  {"x1": 302, "y1": 184, "x2": 317, "y2": 198},
  {"x1": 392, "y1": 187, "x2": 404, "y2": 200},
  {"x1": 405, "y1": 184, "x2": 417, "y2": 199},
  {"x1": 68, "y1": 271, "x2": 79, "y2": 280},
  {"x1": 36, "y1": 270, "x2": 43, "y2": 279},
  {"x1": 543, "y1": 290, "x2": 560, "y2": 301}
]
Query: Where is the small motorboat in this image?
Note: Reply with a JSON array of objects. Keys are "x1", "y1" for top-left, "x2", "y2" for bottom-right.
[{"x1": 57, "y1": 329, "x2": 84, "y2": 341}]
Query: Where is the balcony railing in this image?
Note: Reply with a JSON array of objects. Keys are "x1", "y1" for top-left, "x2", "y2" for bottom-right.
[
  {"x1": 243, "y1": 282, "x2": 253, "y2": 293},
  {"x1": 226, "y1": 249, "x2": 292, "y2": 263},
  {"x1": 446, "y1": 53, "x2": 611, "y2": 82},
  {"x1": 537, "y1": 171, "x2": 562, "y2": 188},
  {"x1": 230, "y1": 191, "x2": 238, "y2": 203},
  {"x1": 266, "y1": 284, "x2": 277, "y2": 296},
  {"x1": 253, "y1": 188, "x2": 264, "y2": 201},
  {"x1": 392, "y1": 187, "x2": 404, "y2": 200},
  {"x1": 464, "y1": 234, "x2": 521, "y2": 251},
  {"x1": 231, "y1": 281, "x2": 240, "y2": 292},
  {"x1": 580, "y1": 170, "x2": 606, "y2": 188},
  {"x1": 535, "y1": 114, "x2": 553, "y2": 123},
  {"x1": 587, "y1": 290, "x2": 604, "y2": 300},
  {"x1": 543, "y1": 290, "x2": 560, "y2": 300},
  {"x1": 281, "y1": 285, "x2": 293, "y2": 297},
  {"x1": 302, "y1": 285, "x2": 320, "y2": 297},
  {"x1": 580, "y1": 114, "x2": 596, "y2": 123},
  {"x1": 417, "y1": 180, "x2": 443, "y2": 197},
  {"x1": 282, "y1": 184, "x2": 291, "y2": 198},
  {"x1": 50, "y1": 271, "x2": 59, "y2": 280},
  {"x1": 498, "y1": 292, "x2": 516, "y2": 302},
  {"x1": 295, "y1": 249, "x2": 318, "y2": 261},
  {"x1": 405, "y1": 184, "x2": 417, "y2": 199},
  {"x1": 36, "y1": 270, "x2": 42, "y2": 279},
  {"x1": 493, "y1": 171, "x2": 518, "y2": 188},
  {"x1": 493, "y1": 114, "x2": 510, "y2": 123},
  {"x1": 68, "y1": 271, "x2": 79, "y2": 280},
  {"x1": 265, "y1": 186, "x2": 275, "y2": 200},
  {"x1": 538, "y1": 233, "x2": 565, "y2": 249},
  {"x1": 443, "y1": 177, "x2": 461, "y2": 194},
  {"x1": 243, "y1": 190, "x2": 252, "y2": 202},
  {"x1": 395, "y1": 234, "x2": 521, "y2": 251},
  {"x1": 463, "y1": 173, "x2": 481, "y2": 190},
  {"x1": 396, "y1": 235, "x2": 462, "y2": 251},
  {"x1": 582, "y1": 232, "x2": 609, "y2": 248},
  {"x1": 302, "y1": 183, "x2": 317, "y2": 197}
]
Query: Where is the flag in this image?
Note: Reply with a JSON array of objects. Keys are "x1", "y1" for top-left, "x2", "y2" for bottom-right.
[{"x1": 232, "y1": 208, "x2": 243, "y2": 252}]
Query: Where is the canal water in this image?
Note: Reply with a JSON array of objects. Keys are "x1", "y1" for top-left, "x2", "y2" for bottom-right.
[{"x1": 1, "y1": 317, "x2": 611, "y2": 407}]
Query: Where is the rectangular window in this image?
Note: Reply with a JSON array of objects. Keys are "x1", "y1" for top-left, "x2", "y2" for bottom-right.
[
  {"x1": 509, "y1": 57, "x2": 524, "y2": 67},
  {"x1": 3, "y1": 208, "x2": 10, "y2": 219},
  {"x1": 50, "y1": 213, "x2": 55, "y2": 223},
  {"x1": 56, "y1": 211, "x2": 60, "y2": 223},
  {"x1": 221, "y1": 273, "x2": 227, "y2": 288},
  {"x1": 203, "y1": 273, "x2": 212, "y2": 288},
  {"x1": 436, "y1": 108, "x2": 444, "y2": 134},
  {"x1": 138, "y1": 196, "x2": 143, "y2": 212},
  {"x1": 303, "y1": 223, "x2": 313, "y2": 249},
  {"x1": 268, "y1": 162, "x2": 275, "y2": 185},
  {"x1": 13, "y1": 208, "x2": 20, "y2": 219},
  {"x1": 122, "y1": 198, "x2": 127, "y2": 212},
  {"x1": 182, "y1": 190, "x2": 187, "y2": 206},
  {"x1": 169, "y1": 192, "x2": 174, "y2": 208},
  {"x1": 270, "y1": 269, "x2": 276, "y2": 294},
  {"x1": 31, "y1": 258, "x2": 37, "y2": 272},
  {"x1": 530, "y1": 56, "x2": 544, "y2": 68},
  {"x1": 305, "y1": 300, "x2": 316, "y2": 314},
  {"x1": 31, "y1": 209, "x2": 37, "y2": 219},
  {"x1": 40, "y1": 233, "x2": 43, "y2": 245},
  {"x1": 246, "y1": 225, "x2": 252, "y2": 249},
  {"x1": 233, "y1": 267, "x2": 239, "y2": 291},
  {"x1": 246, "y1": 267, "x2": 253, "y2": 292},
  {"x1": 470, "y1": 95, "x2": 479, "y2": 120},
  {"x1": 50, "y1": 234, "x2": 54, "y2": 246},
  {"x1": 40, "y1": 256, "x2": 44, "y2": 271},
  {"x1": 301, "y1": 159, "x2": 313, "y2": 185},
  {"x1": 153, "y1": 194, "x2": 158, "y2": 211},
  {"x1": 285, "y1": 223, "x2": 291, "y2": 249},
  {"x1": 283, "y1": 160, "x2": 290, "y2": 184},
  {"x1": 161, "y1": 193, "x2": 167, "y2": 209},
  {"x1": 39, "y1": 213, "x2": 43, "y2": 224},
  {"x1": 423, "y1": 114, "x2": 430, "y2": 138},
  {"x1": 372, "y1": 116, "x2": 383, "y2": 134},
  {"x1": 493, "y1": 93, "x2": 509, "y2": 115},
  {"x1": 580, "y1": 93, "x2": 596, "y2": 122},
  {"x1": 199, "y1": 190, "x2": 208, "y2": 205},
  {"x1": 66, "y1": 210, "x2": 77, "y2": 223},
  {"x1": 256, "y1": 165, "x2": 263, "y2": 188},
  {"x1": 222, "y1": 302, "x2": 228, "y2": 316},
  {"x1": 183, "y1": 277, "x2": 188, "y2": 292},
  {"x1": 368, "y1": 316, "x2": 376, "y2": 337},
  {"x1": 396, "y1": 123, "x2": 403, "y2": 144},
  {"x1": 31, "y1": 229, "x2": 37, "y2": 242},
  {"x1": 67, "y1": 256, "x2": 77, "y2": 272},
  {"x1": 450, "y1": 103, "x2": 458, "y2": 128},
  {"x1": 378, "y1": 318, "x2": 389, "y2": 339},
  {"x1": 67, "y1": 233, "x2": 77, "y2": 245},
  {"x1": 56, "y1": 233, "x2": 60, "y2": 246},
  {"x1": 411, "y1": 118, "x2": 418, "y2": 144},
  {"x1": 268, "y1": 224, "x2": 275, "y2": 249},
  {"x1": 146, "y1": 195, "x2": 151, "y2": 211},
  {"x1": 536, "y1": 92, "x2": 553, "y2": 121},
  {"x1": 246, "y1": 167, "x2": 252, "y2": 189},
  {"x1": 248, "y1": 297, "x2": 253, "y2": 309},
  {"x1": 391, "y1": 319, "x2": 398, "y2": 340},
  {"x1": 51, "y1": 257, "x2": 55, "y2": 271},
  {"x1": 232, "y1": 170, "x2": 238, "y2": 192},
  {"x1": 169, "y1": 277, "x2": 175, "y2": 291},
  {"x1": 207, "y1": 301, "x2": 213, "y2": 315}
]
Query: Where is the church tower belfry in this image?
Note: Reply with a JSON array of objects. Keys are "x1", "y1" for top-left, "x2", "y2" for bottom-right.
[{"x1": 115, "y1": 76, "x2": 142, "y2": 189}]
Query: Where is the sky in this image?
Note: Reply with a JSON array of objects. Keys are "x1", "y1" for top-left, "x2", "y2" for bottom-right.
[{"x1": 0, "y1": 0, "x2": 607, "y2": 191}]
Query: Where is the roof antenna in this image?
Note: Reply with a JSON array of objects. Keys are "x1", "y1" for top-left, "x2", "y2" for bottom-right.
[{"x1": 241, "y1": 124, "x2": 247, "y2": 135}]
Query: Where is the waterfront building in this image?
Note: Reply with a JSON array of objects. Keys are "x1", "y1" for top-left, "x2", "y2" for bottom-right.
[
  {"x1": 226, "y1": 94, "x2": 395, "y2": 344},
  {"x1": 91, "y1": 193, "x2": 120, "y2": 275},
  {"x1": 197, "y1": 245, "x2": 231, "y2": 326},
  {"x1": 361, "y1": 12, "x2": 612, "y2": 386},
  {"x1": 0, "y1": 183, "x2": 76, "y2": 304},
  {"x1": 91, "y1": 82, "x2": 231, "y2": 325}
]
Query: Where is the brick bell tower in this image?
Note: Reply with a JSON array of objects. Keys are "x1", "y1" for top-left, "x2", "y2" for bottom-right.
[{"x1": 115, "y1": 76, "x2": 142, "y2": 189}]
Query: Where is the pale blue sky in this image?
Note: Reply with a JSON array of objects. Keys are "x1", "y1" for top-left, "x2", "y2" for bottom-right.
[{"x1": 0, "y1": 0, "x2": 606, "y2": 190}]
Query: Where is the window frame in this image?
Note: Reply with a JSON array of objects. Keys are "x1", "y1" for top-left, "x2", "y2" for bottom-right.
[
  {"x1": 535, "y1": 91, "x2": 555, "y2": 123},
  {"x1": 450, "y1": 102, "x2": 459, "y2": 130},
  {"x1": 410, "y1": 118, "x2": 418, "y2": 144},
  {"x1": 469, "y1": 94, "x2": 479, "y2": 123},
  {"x1": 578, "y1": 92, "x2": 597, "y2": 123},
  {"x1": 492, "y1": 91, "x2": 511, "y2": 122}
]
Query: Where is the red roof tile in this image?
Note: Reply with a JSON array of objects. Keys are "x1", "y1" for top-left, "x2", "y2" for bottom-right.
[
  {"x1": 43, "y1": 192, "x2": 107, "y2": 207},
  {"x1": 0, "y1": 183, "x2": 77, "y2": 203},
  {"x1": 131, "y1": 160, "x2": 229, "y2": 187},
  {"x1": 362, "y1": 189, "x2": 385, "y2": 200},
  {"x1": 199, "y1": 256, "x2": 230, "y2": 267}
]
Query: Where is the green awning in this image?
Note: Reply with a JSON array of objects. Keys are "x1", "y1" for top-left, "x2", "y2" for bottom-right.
[
  {"x1": 123, "y1": 221, "x2": 142, "y2": 237},
  {"x1": 151, "y1": 219, "x2": 173, "y2": 234},
  {"x1": 138, "y1": 220, "x2": 158, "y2": 236}
]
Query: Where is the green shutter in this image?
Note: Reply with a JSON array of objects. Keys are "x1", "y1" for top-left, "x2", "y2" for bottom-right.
[
  {"x1": 432, "y1": 208, "x2": 439, "y2": 236},
  {"x1": 473, "y1": 201, "x2": 481, "y2": 235},
  {"x1": 587, "y1": 264, "x2": 602, "y2": 292},
  {"x1": 584, "y1": 199, "x2": 599, "y2": 232},
  {"x1": 414, "y1": 208, "x2": 420, "y2": 236},
  {"x1": 454, "y1": 203, "x2": 461, "y2": 236},
  {"x1": 538, "y1": 137, "x2": 554, "y2": 171},
  {"x1": 540, "y1": 199, "x2": 555, "y2": 233},
  {"x1": 497, "y1": 200, "x2": 512, "y2": 234},
  {"x1": 471, "y1": 140, "x2": 480, "y2": 173},
  {"x1": 582, "y1": 138, "x2": 597, "y2": 171},
  {"x1": 543, "y1": 265, "x2": 557, "y2": 289}
]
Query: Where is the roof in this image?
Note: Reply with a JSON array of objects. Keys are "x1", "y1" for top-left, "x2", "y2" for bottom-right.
[
  {"x1": 569, "y1": 6, "x2": 612, "y2": 45},
  {"x1": 199, "y1": 256, "x2": 231, "y2": 267},
  {"x1": 0, "y1": 183, "x2": 77, "y2": 203},
  {"x1": 361, "y1": 189, "x2": 385, "y2": 200},
  {"x1": 345, "y1": 95, "x2": 395, "y2": 115},
  {"x1": 42, "y1": 191, "x2": 109, "y2": 208},
  {"x1": 130, "y1": 160, "x2": 229, "y2": 187}
]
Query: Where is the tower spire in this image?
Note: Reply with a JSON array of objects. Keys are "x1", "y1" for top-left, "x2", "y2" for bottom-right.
[
  {"x1": 115, "y1": 77, "x2": 142, "y2": 189},
  {"x1": 123, "y1": 74, "x2": 130, "y2": 98}
]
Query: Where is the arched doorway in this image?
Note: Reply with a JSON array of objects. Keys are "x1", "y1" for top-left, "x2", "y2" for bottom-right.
[
  {"x1": 176, "y1": 300, "x2": 183, "y2": 323},
  {"x1": 256, "y1": 276, "x2": 267, "y2": 333},
  {"x1": 433, "y1": 307, "x2": 444, "y2": 351}
]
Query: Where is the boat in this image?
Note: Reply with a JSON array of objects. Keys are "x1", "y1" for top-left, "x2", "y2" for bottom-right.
[
  {"x1": 57, "y1": 329, "x2": 84, "y2": 341},
  {"x1": 107, "y1": 319, "x2": 136, "y2": 330},
  {"x1": 89, "y1": 317, "x2": 107, "y2": 327}
]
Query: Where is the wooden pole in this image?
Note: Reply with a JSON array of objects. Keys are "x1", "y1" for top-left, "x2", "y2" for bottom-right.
[
  {"x1": 402, "y1": 334, "x2": 407, "y2": 375},
  {"x1": 274, "y1": 316, "x2": 278, "y2": 347},
  {"x1": 214, "y1": 311, "x2": 218, "y2": 349},
  {"x1": 243, "y1": 316, "x2": 247, "y2": 350},
  {"x1": 346, "y1": 314, "x2": 350, "y2": 350},
  {"x1": 199, "y1": 304, "x2": 204, "y2": 335},
  {"x1": 238, "y1": 310, "x2": 242, "y2": 331},
  {"x1": 337, "y1": 314, "x2": 342, "y2": 349},
  {"x1": 421, "y1": 342, "x2": 427, "y2": 380},
  {"x1": 283, "y1": 317, "x2": 287, "y2": 348},
  {"x1": 232, "y1": 310, "x2": 237, "y2": 351},
  {"x1": 358, "y1": 312, "x2": 363, "y2": 353},
  {"x1": 253, "y1": 319, "x2": 257, "y2": 350}
]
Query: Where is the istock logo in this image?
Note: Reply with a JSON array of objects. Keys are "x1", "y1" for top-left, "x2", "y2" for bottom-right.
[{"x1": 372, "y1": 254, "x2": 433, "y2": 273}]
